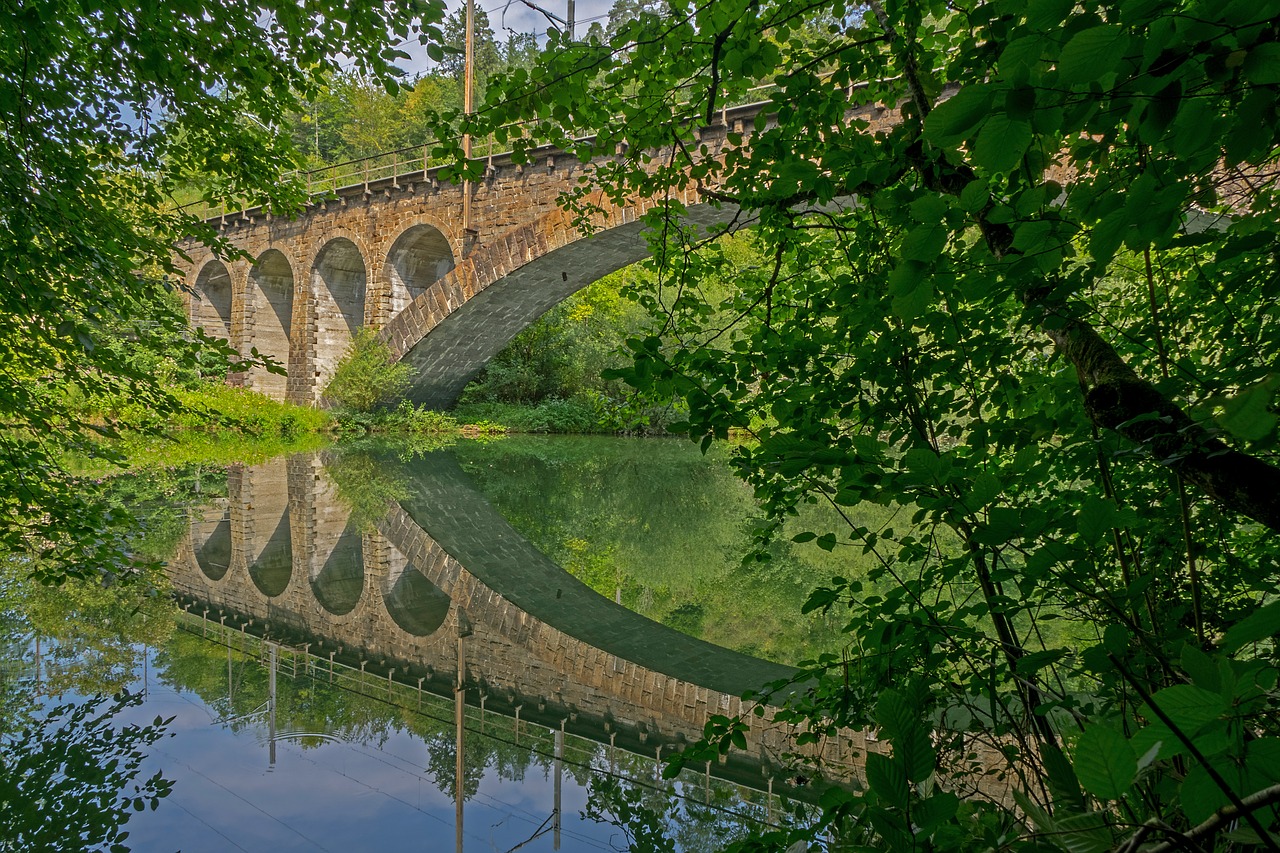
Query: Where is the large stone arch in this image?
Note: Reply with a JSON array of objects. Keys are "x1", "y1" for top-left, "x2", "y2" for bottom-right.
[
  {"x1": 245, "y1": 249, "x2": 294, "y2": 398},
  {"x1": 383, "y1": 220, "x2": 456, "y2": 323},
  {"x1": 310, "y1": 236, "x2": 368, "y2": 399},
  {"x1": 191, "y1": 259, "x2": 233, "y2": 341},
  {"x1": 381, "y1": 195, "x2": 743, "y2": 409}
]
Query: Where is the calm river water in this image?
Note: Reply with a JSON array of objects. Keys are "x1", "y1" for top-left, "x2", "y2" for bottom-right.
[{"x1": 2, "y1": 437, "x2": 866, "y2": 852}]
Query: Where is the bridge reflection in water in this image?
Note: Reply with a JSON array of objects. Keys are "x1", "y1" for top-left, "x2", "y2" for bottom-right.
[{"x1": 170, "y1": 451, "x2": 886, "y2": 831}]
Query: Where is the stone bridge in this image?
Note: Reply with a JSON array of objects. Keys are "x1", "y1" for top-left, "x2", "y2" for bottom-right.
[
  {"x1": 177, "y1": 95, "x2": 896, "y2": 406},
  {"x1": 167, "y1": 449, "x2": 888, "y2": 793}
]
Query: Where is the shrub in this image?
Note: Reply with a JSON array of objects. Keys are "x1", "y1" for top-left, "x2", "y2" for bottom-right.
[
  {"x1": 453, "y1": 399, "x2": 603, "y2": 433},
  {"x1": 322, "y1": 328, "x2": 414, "y2": 413}
]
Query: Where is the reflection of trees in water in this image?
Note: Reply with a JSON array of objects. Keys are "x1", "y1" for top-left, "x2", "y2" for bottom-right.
[
  {"x1": 0, "y1": 692, "x2": 173, "y2": 851},
  {"x1": 0, "y1": 565, "x2": 178, "y2": 849},
  {"x1": 583, "y1": 764, "x2": 776, "y2": 853},
  {"x1": 452, "y1": 436, "x2": 870, "y2": 664}
]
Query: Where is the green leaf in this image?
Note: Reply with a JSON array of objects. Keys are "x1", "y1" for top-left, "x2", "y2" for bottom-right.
[
  {"x1": 1026, "y1": 0, "x2": 1075, "y2": 29},
  {"x1": 866, "y1": 752, "x2": 910, "y2": 810},
  {"x1": 913, "y1": 791, "x2": 959, "y2": 830},
  {"x1": 1012, "y1": 788, "x2": 1056, "y2": 833},
  {"x1": 1041, "y1": 743, "x2": 1085, "y2": 814},
  {"x1": 1057, "y1": 25, "x2": 1128, "y2": 84},
  {"x1": 1016, "y1": 648, "x2": 1068, "y2": 676},
  {"x1": 1130, "y1": 722, "x2": 1182, "y2": 763},
  {"x1": 923, "y1": 86, "x2": 993, "y2": 145},
  {"x1": 1145, "y1": 685, "x2": 1225, "y2": 734},
  {"x1": 1180, "y1": 645, "x2": 1221, "y2": 693},
  {"x1": 900, "y1": 222, "x2": 947, "y2": 262},
  {"x1": 1217, "y1": 376, "x2": 1279, "y2": 442},
  {"x1": 1075, "y1": 496, "x2": 1118, "y2": 545},
  {"x1": 889, "y1": 263, "x2": 934, "y2": 321},
  {"x1": 1073, "y1": 725, "x2": 1136, "y2": 800},
  {"x1": 1244, "y1": 43, "x2": 1280, "y2": 84},
  {"x1": 959, "y1": 178, "x2": 989, "y2": 212},
  {"x1": 1179, "y1": 758, "x2": 1236, "y2": 824},
  {"x1": 1222, "y1": 600, "x2": 1280, "y2": 653},
  {"x1": 967, "y1": 471, "x2": 1001, "y2": 508},
  {"x1": 973, "y1": 114, "x2": 1032, "y2": 173},
  {"x1": 1053, "y1": 811, "x2": 1115, "y2": 853}
]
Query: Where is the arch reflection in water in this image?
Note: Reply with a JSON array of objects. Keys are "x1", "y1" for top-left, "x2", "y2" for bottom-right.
[
  {"x1": 248, "y1": 513, "x2": 292, "y2": 597},
  {"x1": 383, "y1": 559, "x2": 451, "y2": 637},
  {"x1": 164, "y1": 450, "x2": 877, "y2": 798},
  {"x1": 192, "y1": 507, "x2": 231, "y2": 581},
  {"x1": 310, "y1": 519, "x2": 363, "y2": 616}
]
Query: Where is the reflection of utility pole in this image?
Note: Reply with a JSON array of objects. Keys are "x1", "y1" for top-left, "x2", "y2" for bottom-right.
[
  {"x1": 455, "y1": 609, "x2": 473, "y2": 853},
  {"x1": 268, "y1": 642, "x2": 278, "y2": 767},
  {"x1": 553, "y1": 722, "x2": 564, "y2": 850}
]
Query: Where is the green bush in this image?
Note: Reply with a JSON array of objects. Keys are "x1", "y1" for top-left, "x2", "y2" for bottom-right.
[
  {"x1": 453, "y1": 398, "x2": 602, "y2": 433},
  {"x1": 332, "y1": 400, "x2": 459, "y2": 436},
  {"x1": 322, "y1": 328, "x2": 414, "y2": 412}
]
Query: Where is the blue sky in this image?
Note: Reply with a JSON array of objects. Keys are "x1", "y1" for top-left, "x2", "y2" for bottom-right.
[{"x1": 397, "y1": 0, "x2": 617, "y2": 76}]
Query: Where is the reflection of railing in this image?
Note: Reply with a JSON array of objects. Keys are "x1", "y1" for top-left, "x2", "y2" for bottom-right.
[
  {"x1": 176, "y1": 608, "x2": 795, "y2": 820},
  {"x1": 177, "y1": 77, "x2": 875, "y2": 224}
]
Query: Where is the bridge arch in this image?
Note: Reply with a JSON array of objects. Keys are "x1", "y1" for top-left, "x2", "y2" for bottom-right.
[
  {"x1": 192, "y1": 507, "x2": 232, "y2": 581},
  {"x1": 246, "y1": 249, "x2": 295, "y2": 398},
  {"x1": 382, "y1": 197, "x2": 736, "y2": 409},
  {"x1": 310, "y1": 236, "x2": 369, "y2": 398},
  {"x1": 191, "y1": 259, "x2": 234, "y2": 341},
  {"x1": 384, "y1": 220, "x2": 456, "y2": 322}
]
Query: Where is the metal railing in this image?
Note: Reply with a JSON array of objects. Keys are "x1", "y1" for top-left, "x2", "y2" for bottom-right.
[
  {"x1": 174, "y1": 606, "x2": 805, "y2": 815},
  {"x1": 177, "y1": 76, "x2": 868, "y2": 223}
]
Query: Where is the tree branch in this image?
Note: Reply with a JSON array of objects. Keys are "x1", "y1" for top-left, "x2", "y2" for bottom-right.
[
  {"x1": 1040, "y1": 312, "x2": 1280, "y2": 532},
  {"x1": 1135, "y1": 782, "x2": 1280, "y2": 853}
]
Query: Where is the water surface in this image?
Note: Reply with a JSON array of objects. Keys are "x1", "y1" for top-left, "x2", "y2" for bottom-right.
[{"x1": 2, "y1": 438, "x2": 868, "y2": 851}]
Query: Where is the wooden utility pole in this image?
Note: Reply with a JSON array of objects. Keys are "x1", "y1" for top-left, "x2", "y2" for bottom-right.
[{"x1": 462, "y1": 0, "x2": 475, "y2": 238}]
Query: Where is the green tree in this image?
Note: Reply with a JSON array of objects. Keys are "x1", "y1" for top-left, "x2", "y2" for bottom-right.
[
  {"x1": 438, "y1": 6, "x2": 503, "y2": 100},
  {"x1": 323, "y1": 327, "x2": 415, "y2": 413},
  {"x1": 446, "y1": 0, "x2": 1280, "y2": 849},
  {"x1": 0, "y1": 0, "x2": 446, "y2": 581},
  {"x1": 605, "y1": 0, "x2": 666, "y2": 41}
]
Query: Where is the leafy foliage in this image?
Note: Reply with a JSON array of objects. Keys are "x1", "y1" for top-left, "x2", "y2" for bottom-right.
[
  {"x1": 0, "y1": 0, "x2": 446, "y2": 581},
  {"x1": 440, "y1": 0, "x2": 1280, "y2": 848},
  {"x1": 323, "y1": 327, "x2": 416, "y2": 413}
]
